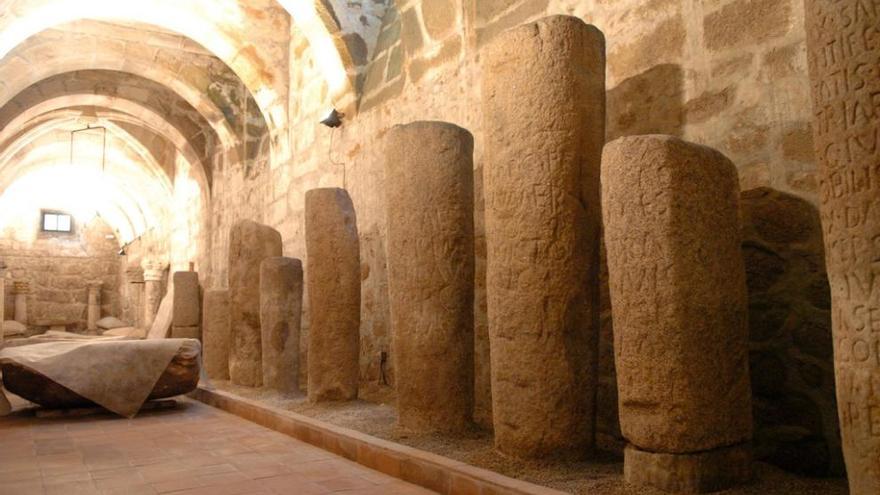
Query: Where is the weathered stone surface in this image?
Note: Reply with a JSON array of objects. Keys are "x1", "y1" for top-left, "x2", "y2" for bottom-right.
[
  {"x1": 203, "y1": 289, "x2": 231, "y2": 380},
  {"x1": 624, "y1": 444, "x2": 753, "y2": 494},
  {"x1": 97, "y1": 316, "x2": 127, "y2": 330},
  {"x1": 805, "y1": 2, "x2": 880, "y2": 492},
  {"x1": 228, "y1": 220, "x2": 282, "y2": 387},
  {"x1": 171, "y1": 325, "x2": 200, "y2": 340},
  {"x1": 421, "y1": 0, "x2": 456, "y2": 39},
  {"x1": 260, "y1": 257, "x2": 303, "y2": 393},
  {"x1": 86, "y1": 283, "x2": 101, "y2": 332},
  {"x1": 482, "y1": 15, "x2": 605, "y2": 458},
  {"x1": 602, "y1": 135, "x2": 752, "y2": 491},
  {"x1": 172, "y1": 271, "x2": 200, "y2": 327},
  {"x1": 142, "y1": 261, "x2": 165, "y2": 332},
  {"x1": 13, "y1": 281, "x2": 28, "y2": 325},
  {"x1": 305, "y1": 188, "x2": 360, "y2": 402},
  {"x1": 385, "y1": 121, "x2": 475, "y2": 433},
  {"x1": 0, "y1": 269, "x2": 5, "y2": 345},
  {"x1": 740, "y1": 187, "x2": 843, "y2": 477}
]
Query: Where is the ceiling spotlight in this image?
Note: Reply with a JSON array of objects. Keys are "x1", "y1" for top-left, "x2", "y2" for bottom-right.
[{"x1": 320, "y1": 108, "x2": 344, "y2": 128}]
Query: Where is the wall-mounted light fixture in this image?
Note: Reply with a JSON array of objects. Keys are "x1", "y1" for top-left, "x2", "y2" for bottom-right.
[{"x1": 319, "y1": 108, "x2": 344, "y2": 128}]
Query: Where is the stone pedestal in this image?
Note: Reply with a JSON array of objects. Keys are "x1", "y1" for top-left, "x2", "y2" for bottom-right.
[
  {"x1": 13, "y1": 281, "x2": 29, "y2": 325},
  {"x1": 260, "y1": 257, "x2": 303, "y2": 393},
  {"x1": 228, "y1": 220, "x2": 282, "y2": 387},
  {"x1": 203, "y1": 289, "x2": 231, "y2": 380},
  {"x1": 602, "y1": 135, "x2": 752, "y2": 492},
  {"x1": 305, "y1": 188, "x2": 360, "y2": 402},
  {"x1": 482, "y1": 15, "x2": 605, "y2": 458},
  {"x1": 171, "y1": 271, "x2": 200, "y2": 340},
  {"x1": 805, "y1": 3, "x2": 880, "y2": 492},
  {"x1": 87, "y1": 283, "x2": 102, "y2": 333},
  {"x1": 385, "y1": 121, "x2": 475, "y2": 432},
  {"x1": 142, "y1": 261, "x2": 166, "y2": 332}
]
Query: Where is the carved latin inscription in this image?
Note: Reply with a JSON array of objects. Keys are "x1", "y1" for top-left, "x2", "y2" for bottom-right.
[{"x1": 806, "y1": 1, "x2": 880, "y2": 492}]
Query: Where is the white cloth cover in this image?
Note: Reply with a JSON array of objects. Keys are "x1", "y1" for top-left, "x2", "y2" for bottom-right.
[{"x1": 0, "y1": 339, "x2": 196, "y2": 417}]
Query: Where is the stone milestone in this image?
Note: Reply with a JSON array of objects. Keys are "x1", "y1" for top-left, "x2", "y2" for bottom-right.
[
  {"x1": 86, "y1": 283, "x2": 101, "y2": 333},
  {"x1": 482, "y1": 15, "x2": 605, "y2": 458},
  {"x1": 260, "y1": 257, "x2": 303, "y2": 393},
  {"x1": 228, "y1": 220, "x2": 282, "y2": 387},
  {"x1": 305, "y1": 188, "x2": 360, "y2": 402},
  {"x1": 805, "y1": 2, "x2": 880, "y2": 492},
  {"x1": 171, "y1": 271, "x2": 200, "y2": 340},
  {"x1": 602, "y1": 135, "x2": 753, "y2": 492},
  {"x1": 203, "y1": 289, "x2": 231, "y2": 380},
  {"x1": 385, "y1": 121, "x2": 475, "y2": 433}
]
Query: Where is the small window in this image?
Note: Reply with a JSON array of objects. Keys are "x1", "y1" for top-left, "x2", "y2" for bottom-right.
[{"x1": 42, "y1": 211, "x2": 73, "y2": 233}]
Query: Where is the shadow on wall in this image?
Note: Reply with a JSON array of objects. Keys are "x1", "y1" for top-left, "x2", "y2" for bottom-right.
[
  {"x1": 740, "y1": 187, "x2": 844, "y2": 477},
  {"x1": 596, "y1": 180, "x2": 843, "y2": 478},
  {"x1": 606, "y1": 63, "x2": 685, "y2": 141}
]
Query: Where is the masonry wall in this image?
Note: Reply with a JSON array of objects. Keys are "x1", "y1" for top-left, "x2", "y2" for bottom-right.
[
  {"x1": 0, "y1": 215, "x2": 119, "y2": 330},
  {"x1": 202, "y1": 0, "x2": 822, "y2": 456}
]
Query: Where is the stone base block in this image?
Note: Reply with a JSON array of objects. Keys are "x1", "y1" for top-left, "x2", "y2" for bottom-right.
[
  {"x1": 624, "y1": 443, "x2": 752, "y2": 493},
  {"x1": 172, "y1": 326, "x2": 201, "y2": 340}
]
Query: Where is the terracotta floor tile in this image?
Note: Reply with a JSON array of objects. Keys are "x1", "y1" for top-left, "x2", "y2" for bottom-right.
[{"x1": 0, "y1": 400, "x2": 434, "y2": 495}]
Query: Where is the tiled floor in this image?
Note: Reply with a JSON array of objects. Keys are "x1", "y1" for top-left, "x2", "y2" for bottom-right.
[{"x1": 0, "y1": 399, "x2": 434, "y2": 495}]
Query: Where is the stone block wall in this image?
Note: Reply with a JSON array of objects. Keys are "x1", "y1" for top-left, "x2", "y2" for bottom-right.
[
  {"x1": 199, "y1": 0, "x2": 829, "y2": 467},
  {"x1": 0, "y1": 216, "x2": 119, "y2": 330}
]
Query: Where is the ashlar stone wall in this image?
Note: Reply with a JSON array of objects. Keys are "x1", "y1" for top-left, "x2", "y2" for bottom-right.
[
  {"x1": 0, "y1": 215, "x2": 119, "y2": 330},
  {"x1": 201, "y1": 0, "x2": 828, "y2": 463}
]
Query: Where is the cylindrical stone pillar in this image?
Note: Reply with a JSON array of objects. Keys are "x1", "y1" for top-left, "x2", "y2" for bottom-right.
[
  {"x1": 805, "y1": 3, "x2": 880, "y2": 492},
  {"x1": 87, "y1": 283, "x2": 101, "y2": 333},
  {"x1": 482, "y1": 15, "x2": 605, "y2": 458},
  {"x1": 203, "y1": 289, "x2": 231, "y2": 380},
  {"x1": 260, "y1": 257, "x2": 303, "y2": 393},
  {"x1": 385, "y1": 121, "x2": 475, "y2": 432},
  {"x1": 602, "y1": 135, "x2": 753, "y2": 493},
  {"x1": 13, "y1": 281, "x2": 29, "y2": 325},
  {"x1": 171, "y1": 271, "x2": 201, "y2": 340},
  {"x1": 229, "y1": 220, "x2": 283, "y2": 387},
  {"x1": 305, "y1": 188, "x2": 360, "y2": 402},
  {"x1": 142, "y1": 261, "x2": 165, "y2": 331}
]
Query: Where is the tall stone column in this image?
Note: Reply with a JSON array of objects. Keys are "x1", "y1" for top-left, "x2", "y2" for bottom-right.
[
  {"x1": 171, "y1": 271, "x2": 201, "y2": 340},
  {"x1": 126, "y1": 266, "x2": 145, "y2": 329},
  {"x1": 203, "y1": 289, "x2": 231, "y2": 380},
  {"x1": 385, "y1": 121, "x2": 475, "y2": 432},
  {"x1": 482, "y1": 15, "x2": 605, "y2": 458},
  {"x1": 13, "y1": 281, "x2": 29, "y2": 325},
  {"x1": 142, "y1": 260, "x2": 166, "y2": 331},
  {"x1": 602, "y1": 135, "x2": 752, "y2": 492},
  {"x1": 228, "y1": 220, "x2": 282, "y2": 387},
  {"x1": 805, "y1": 3, "x2": 880, "y2": 492},
  {"x1": 305, "y1": 188, "x2": 360, "y2": 402},
  {"x1": 260, "y1": 257, "x2": 303, "y2": 393},
  {"x1": 87, "y1": 283, "x2": 102, "y2": 333}
]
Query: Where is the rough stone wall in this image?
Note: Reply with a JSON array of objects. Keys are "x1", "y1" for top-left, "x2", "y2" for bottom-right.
[
  {"x1": 204, "y1": 0, "x2": 823, "y2": 442},
  {"x1": 0, "y1": 216, "x2": 119, "y2": 329}
]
